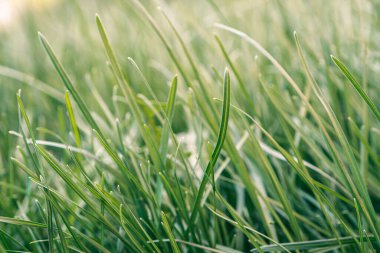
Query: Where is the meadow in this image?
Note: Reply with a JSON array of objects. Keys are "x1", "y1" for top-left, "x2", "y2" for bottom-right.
[{"x1": 0, "y1": 0, "x2": 379, "y2": 252}]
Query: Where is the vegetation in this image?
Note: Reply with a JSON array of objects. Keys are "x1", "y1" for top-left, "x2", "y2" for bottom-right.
[{"x1": 0, "y1": 0, "x2": 379, "y2": 252}]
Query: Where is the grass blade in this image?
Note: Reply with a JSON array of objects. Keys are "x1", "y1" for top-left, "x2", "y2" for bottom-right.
[
  {"x1": 65, "y1": 91, "x2": 81, "y2": 147},
  {"x1": 251, "y1": 236, "x2": 376, "y2": 252},
  {"x1": 0, "y1": 217, "x2": 46, "y2": 228},
  {"x1": 188, "y1": 68, "x2": 230, "y2": 230},
  {"x1": 38, "y1": 32, "x2": 102, "y2": 136},
  {"x1": 156, "y1": 75, "x2": 178, "y2": 204},
  {"x1": 331, "y1": 55, "x2": 380, "y2": 122},
  {"x1": 161, "y1": 212, "x2": 181, "y2": 253},
  {"x1": 46, "y1": 199, "x2": 55, "y2": 253}
]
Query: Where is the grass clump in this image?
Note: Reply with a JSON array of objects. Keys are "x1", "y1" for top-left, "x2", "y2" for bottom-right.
[{"x1": 1, "y1": 0, "x2": 380, "y2": 252}]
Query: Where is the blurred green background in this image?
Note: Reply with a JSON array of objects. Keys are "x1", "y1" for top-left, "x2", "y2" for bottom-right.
[
  {"x1": 1, "y1": 0, "x2": 378, "y2": 202},
  {"x1": 0, "y1": 0, "x2": 375, "y2": 130}
]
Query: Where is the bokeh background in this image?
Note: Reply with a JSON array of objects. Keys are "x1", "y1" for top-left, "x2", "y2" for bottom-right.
[{"x1": 0, "y1": 0, "x2": 375, "y2": 131}]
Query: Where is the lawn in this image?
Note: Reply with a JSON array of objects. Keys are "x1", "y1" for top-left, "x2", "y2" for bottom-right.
[{"x1": 0, "y1": 0, "x2": 379, "y2": 252}]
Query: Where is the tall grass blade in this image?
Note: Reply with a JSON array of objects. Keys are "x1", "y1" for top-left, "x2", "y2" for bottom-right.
[
  {"x1": 188, "y1": 69, "x2": 230, "y2": 230},
  {"x1": 65, "y1": 91, "x2": 81, "y2": 147},
  {"x1": 156, "y1": 75, "x2": 178, "y2": 204},
  {"x1": 38, "y1": 33, "x2": 103, "y2": 136},
  {"x1": 331, "y1": 55, "x2": 380, "y2": 122}
]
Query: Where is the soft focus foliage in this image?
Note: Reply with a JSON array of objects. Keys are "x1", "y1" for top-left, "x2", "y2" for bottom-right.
[{"x1": 0, "y1": 0, "x2": 380, "y2": 252}]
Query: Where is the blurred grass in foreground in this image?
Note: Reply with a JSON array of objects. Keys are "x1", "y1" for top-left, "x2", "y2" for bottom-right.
[{"x1": 1, "y1": 0, "x2": 380, "y2": 252}]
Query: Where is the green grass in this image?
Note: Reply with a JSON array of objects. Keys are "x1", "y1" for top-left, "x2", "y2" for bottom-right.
[{"x1": 1, "y1": 0, "x2": 380, "y2": 252}]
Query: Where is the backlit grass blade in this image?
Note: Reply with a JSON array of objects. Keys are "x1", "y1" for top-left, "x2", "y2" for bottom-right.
[
  {"x1": 65, "y1": 91, "x2": 81, "y2": 147},
  {"x1": 331, "y1": 55, "x2": 380, "y2": 122},
  {"x1": 292, "y1": 34, "x2": 375, "y2": 243},
  {"x1": 159, "y1": 75, "x2": 178, "y2": 163},
  {"x1": 38, "y1": 32, "x2": 103, "y2": 136},
  {"x1": 96, "y1": 14, "x2": 164, "y2": 178},
  {"x1": 188, "y1": 68, "x2": 230, "y2": 230},
  {"x1": 16, "y1": 90, "x2": 42, "y2": 176}
]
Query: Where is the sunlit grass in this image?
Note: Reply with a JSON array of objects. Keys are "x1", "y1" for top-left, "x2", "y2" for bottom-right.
[{"x1": 0, "y1": 0, "x2": 379, "y2": 252}]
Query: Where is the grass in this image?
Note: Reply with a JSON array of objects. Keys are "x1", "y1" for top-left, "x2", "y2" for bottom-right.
[{"x1": 0, "y1": 0, "x2": 380, "y2": 252}]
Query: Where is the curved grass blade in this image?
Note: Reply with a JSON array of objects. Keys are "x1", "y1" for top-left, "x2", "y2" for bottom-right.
[
  {"x1": 331, "y1": 55, "x2": 380, "y2": 122},
  {"x1": 188, "y1": 69, "x2": 230, "y2": 230}
]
